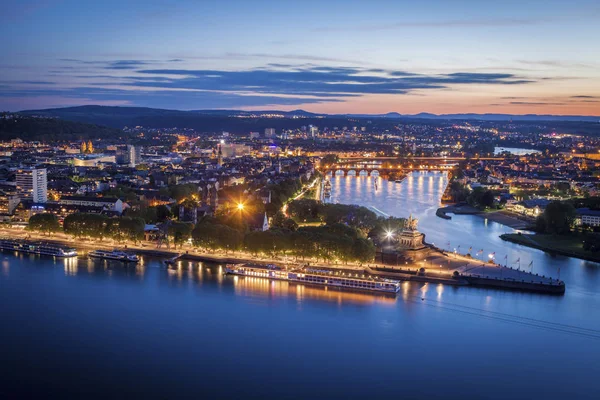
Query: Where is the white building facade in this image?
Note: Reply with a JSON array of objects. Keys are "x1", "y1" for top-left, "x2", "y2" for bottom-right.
[{"x1": 16, "y1": 168, "x2": 47, "y2": 203}]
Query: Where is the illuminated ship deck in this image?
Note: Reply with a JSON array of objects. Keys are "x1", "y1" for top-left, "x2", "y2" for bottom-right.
[{"x1": 225, "y1": 263, "x2": 400, "y2": 294}]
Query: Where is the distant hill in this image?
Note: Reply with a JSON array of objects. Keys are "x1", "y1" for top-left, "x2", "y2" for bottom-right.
[
  {"x1": 21, "y1": 105, "x2": 600, "y2": 126},
  {"x1": 19, "y1": 105, "x2": 191, "y2": 128},
  {"x1": 342, "y1": 111, "x2": 600, "y2": 122},
  {"x1": 0, "y1": 113, "x2": 126, "y2": 142},
  {"x1": 18, "y1": 106, "x2": 355, "y2": 132}
]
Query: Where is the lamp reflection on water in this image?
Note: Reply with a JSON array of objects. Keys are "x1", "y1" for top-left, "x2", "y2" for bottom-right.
[
  {"x1": 436, "y1": 283, "x2": 444, "y2": 300},
  {"x1": 2, "y1": 259, "x2": 9, "y2": 276},
  {"x1": 63, "y1": 257, "x2": 78, "y2": 276}
]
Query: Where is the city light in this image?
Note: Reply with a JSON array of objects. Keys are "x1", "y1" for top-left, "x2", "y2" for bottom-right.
[{"x1": 237, "y1": 203, "x2": 245, "y2": 211}]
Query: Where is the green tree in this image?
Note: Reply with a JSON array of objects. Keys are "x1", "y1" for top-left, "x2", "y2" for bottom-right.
[
  {"x1": 271, "y1": 211, "x2": 299, "y2": 231},
  {"x1": 169, "y1": 184, "x2": 199, "y2": 202},
  {"x1": 168, "y1": 222, "x2": 193, "y2": 249},
  {"x1": 288, "y1": 199, "x2": 321, "y2": 221},
  {"x1": 27, "y1": 213, "x2": 60, "y2": 235},
  {"x1": 481, "y1": 190, "x2": 495, "y2": 209},
  {"x1": 320, "y1": 154, "x2": 339, "y2": 168},
  {"x1": 538, "y1": 201, "x2": 577, "y2": 235},
  {"x1": 352, "y1": 238, "x2": 376, "y2": 264},
  {"x1": 119, "y1": 217, "x2": 146, "y2": 243},
  {"x1": 156, "y1": 205, "x2": 172, "y2": 222},
  {"x1": 63, "y1": 213, "x2": 108, "y2": 239}
]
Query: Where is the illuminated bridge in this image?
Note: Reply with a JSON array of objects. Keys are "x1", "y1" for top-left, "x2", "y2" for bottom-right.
[{"x1": 320, "y1": 160, "x2": 458, "y2": 177}]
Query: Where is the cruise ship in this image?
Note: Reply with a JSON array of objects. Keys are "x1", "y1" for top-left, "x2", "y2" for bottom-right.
[
  {"x1": 0, "y1": 239, "x2": 77, "y2": 258},
  {"x1": 88, "y1": 249, "x2": 139, "y2": 263},
  {"x1": 225, "y1": 263, "x2": 400, "y2": 294}
]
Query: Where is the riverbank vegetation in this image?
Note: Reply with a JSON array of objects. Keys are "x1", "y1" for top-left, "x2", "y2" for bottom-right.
[
  {"x1": 25, "y1": 187, "x2": 412, "y2": 263},
  {"x1": 501, "y1": 198, "x2": 600, "y2": 262},
  {"x1": 501, "y1": 233, "x2": 600, "y2": 263},
  {"x1": 27, "y1": 214, "x2": 61, "y2": 235},
  {"x1": 26, "y1": 213, "x2": 147, "y2": 244}
]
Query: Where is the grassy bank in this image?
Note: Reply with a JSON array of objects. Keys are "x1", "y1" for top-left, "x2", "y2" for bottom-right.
[{"x1": 501, "y1": 233, "x2": 600, "y2": 263}]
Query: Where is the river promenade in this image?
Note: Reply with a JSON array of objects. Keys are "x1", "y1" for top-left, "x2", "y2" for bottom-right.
[{"x1": 0, "y1": 225, "x2": 564, "y2": 294}]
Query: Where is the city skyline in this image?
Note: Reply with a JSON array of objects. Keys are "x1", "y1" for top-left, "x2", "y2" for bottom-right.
[{"x1": 1, "y1": 0, "x2": 600, "y2": 115}]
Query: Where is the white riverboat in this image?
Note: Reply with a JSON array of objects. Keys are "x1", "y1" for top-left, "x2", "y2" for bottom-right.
[
  {"x1": 0, "y1": 239, "x2": 77, "y2": 258},
  {"x1": 88, "y1": 249, "x2": 139, "y2": 263},
  {"x1": 225, "y1": 263, "x2": 400, "y2": 294}
]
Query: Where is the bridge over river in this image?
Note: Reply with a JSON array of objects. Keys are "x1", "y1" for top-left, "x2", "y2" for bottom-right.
[{"x1": 321, "y1": 158, "x2": 458, "y2": 176}]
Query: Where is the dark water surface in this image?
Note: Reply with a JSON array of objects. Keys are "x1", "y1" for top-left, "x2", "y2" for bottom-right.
[{"x1": 2, "y1": 172, "x2": 600, "y2": 399}]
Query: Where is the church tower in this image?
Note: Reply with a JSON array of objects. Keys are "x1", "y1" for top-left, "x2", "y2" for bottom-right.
[
  {"x1": 217, "y1": 144, "x2": 223, "y2": 167},
  {"x1": 80, "y1": 141, "x2": 87, "y2": 153},
  {"x1": 87, "y1": 140, "x2": 94, "y2": 153}
]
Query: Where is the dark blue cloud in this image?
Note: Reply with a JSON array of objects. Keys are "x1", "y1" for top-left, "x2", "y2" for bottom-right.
[
  {"x1": 133, "y1": 66, "x2": 534, "y2": 97},
  {"x1": 0, "y1": 80, "x2": 55, "y2": 85},
  {"x1": 58, "y1": 58, "x2": 157, "y2": 70},
  {"x1": 0, "y1": 86, "x2": 344, "y2": 110},
  {"x1": 105, "y1": 60, "x2": 154, "y2": 70},
  {"x1": 3, "y1": 62, "x2": 538, "y2": 110}
]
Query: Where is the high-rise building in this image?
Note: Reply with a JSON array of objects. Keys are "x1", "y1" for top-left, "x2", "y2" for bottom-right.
[
  {"x1": 309, "y1": 125, "x2": 318, "y2": 138},
  {"x1": 264, "y1": 128, "x2": 276, "y2": 138},
  {"x1": 127, "y1": 145, "x2": 142, "y2": 167},
  {"x1": 0, "y1": 190, "x2": 20, "y2": 214},
  {"x1": 17, "y1": 168, "x2": 47, "y2": 203}
]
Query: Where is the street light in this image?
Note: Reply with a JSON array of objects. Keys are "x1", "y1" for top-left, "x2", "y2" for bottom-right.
[{"x1": 237, "y1": 203, "x2": 245, "y2": 211}]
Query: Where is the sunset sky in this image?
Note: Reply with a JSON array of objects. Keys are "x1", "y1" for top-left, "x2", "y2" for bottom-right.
[{"x1": 1, "y1": 0, "x2": 599, "y2": 115}]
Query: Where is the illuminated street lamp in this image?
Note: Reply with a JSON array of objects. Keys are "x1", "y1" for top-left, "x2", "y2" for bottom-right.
[{"x1": 237, "y1": 203, "x2": 245, "y2": 211}]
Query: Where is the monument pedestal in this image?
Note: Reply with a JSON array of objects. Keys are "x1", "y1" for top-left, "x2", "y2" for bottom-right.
[
  {"x1": 397, "y1": 229, "x2": 430, "y2": 262},
  {"x1": 395, "y1": 213, "x2": 431, "y2": 263}
]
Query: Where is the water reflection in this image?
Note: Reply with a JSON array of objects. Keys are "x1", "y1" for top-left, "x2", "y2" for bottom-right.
[
  {"x1": 231, "y1": 275, "x2": 397, "y2": 306},
  {"x1": 326, "y1": 171, "x2": 600, "y2": 291}
]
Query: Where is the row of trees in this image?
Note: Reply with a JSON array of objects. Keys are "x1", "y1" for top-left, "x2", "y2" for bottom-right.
[
  {"x1": 287, "y1": 199, "x2": 383, "y2": 234},
  {"x1": 27, "y1": 213, "x2": 146, "y2": 243},
  {"x1": 188, "y1": 222, "x2": 375, "y2": 263}
]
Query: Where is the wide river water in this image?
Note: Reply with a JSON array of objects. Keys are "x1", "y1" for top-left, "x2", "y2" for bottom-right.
[{"x1": 1, "y1": 172, "x2": 600, "y2": 398}]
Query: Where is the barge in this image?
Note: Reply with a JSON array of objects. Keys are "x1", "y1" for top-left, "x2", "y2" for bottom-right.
[
  {"x1": 225, "y1": 263, "x2": 400, "y2": 294},
  {"x1": 0, "y1": 238, "x2": 77, "y2": 258}
]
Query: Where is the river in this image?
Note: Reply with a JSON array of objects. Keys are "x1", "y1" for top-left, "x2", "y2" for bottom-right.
[{"x1": 1, "y1": 172, "x2": 600, "y2": 398}]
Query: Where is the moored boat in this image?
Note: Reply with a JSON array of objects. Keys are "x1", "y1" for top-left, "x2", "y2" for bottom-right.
[
  {"x1": 88, "y1": 249, "x2": 139, "y2": 263},
  {"x1": 225, "y1": 263, "x2": 400, "y2": 294},
  {"x1": 0, "y1": 238, "x2": 77, "y2": 258}
]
